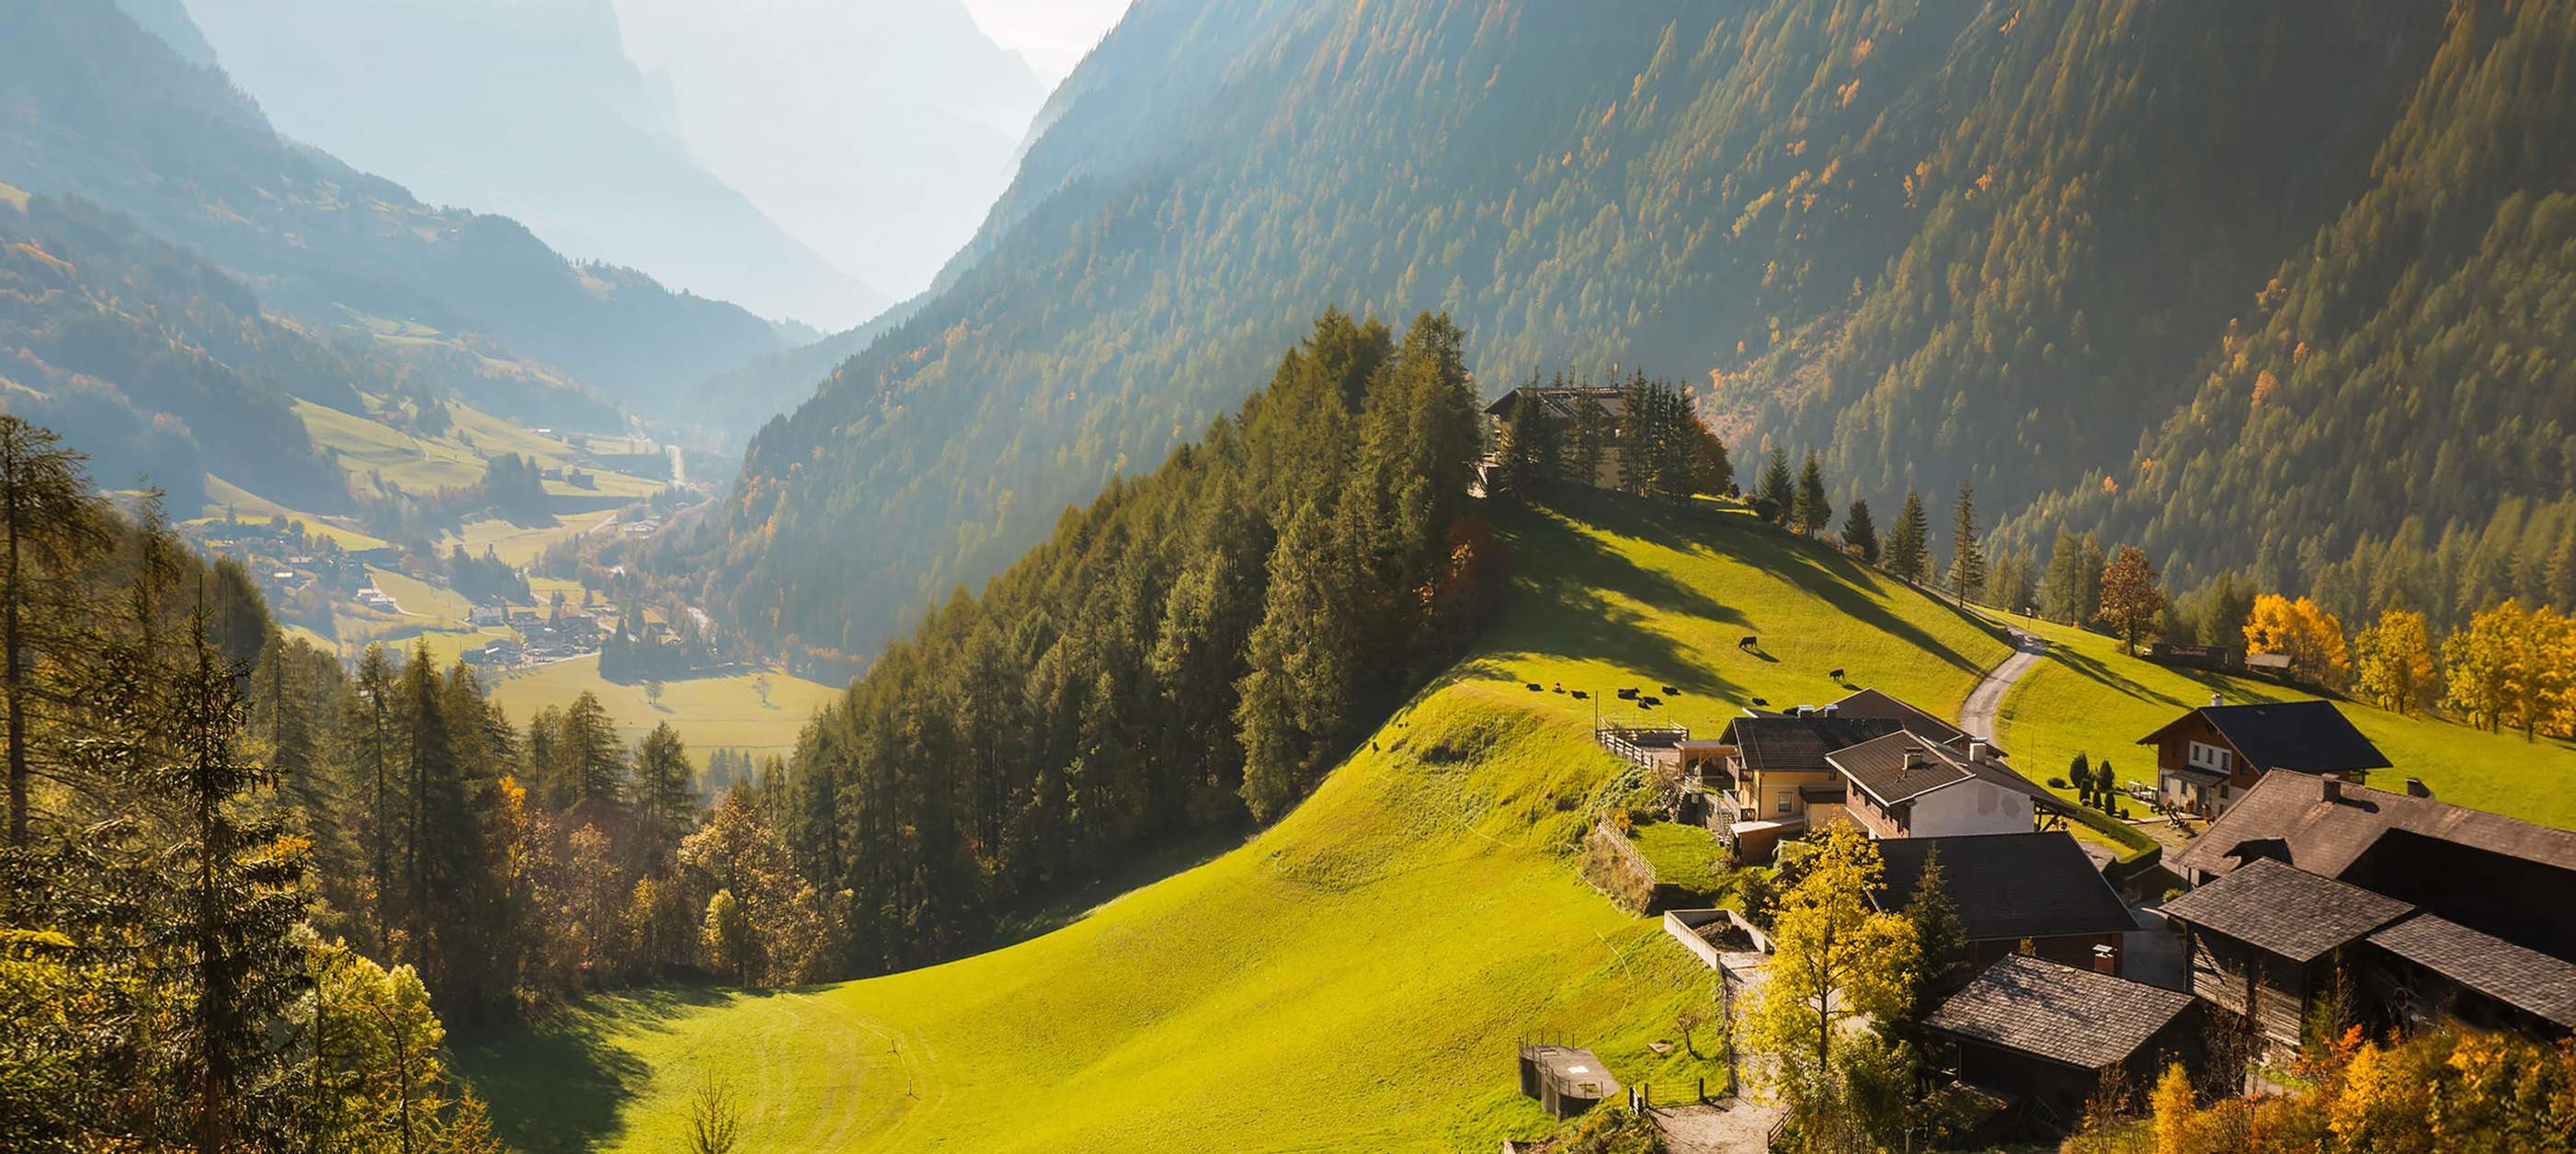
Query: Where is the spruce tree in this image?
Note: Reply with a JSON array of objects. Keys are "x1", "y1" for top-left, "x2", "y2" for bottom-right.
[
  {"x1": 635, "y1": 722, "x2": 698, "y2": 862},
  {"x1": 1499, "y1": 388, "x2": 1556, "y2": 501},
  {"x1": 1948, "y1": 482, "x2": 1984, "y2": 605},
  {"x1": 1843, "y1": 499, "x2": 1879, "y2": 563},
  {"x1": 1567, "y1": 375, "x2": 1605, "y2": 488},
  {"x1": 1886, "y1": 490, "x2": 1931, "y2": 583},
  {"x1": 1758, "y1": 448, "x2": 1794, "y2": 524},
  {"x1": 1902, "y1": 846, "x2": 1967, "y2": 1031},
  {"x1": 1793, "y1": 452, "x2": 1832, "y2": 536},
  {"x1": 349, "y1": 644, "x2": 399, "y2": 951}
]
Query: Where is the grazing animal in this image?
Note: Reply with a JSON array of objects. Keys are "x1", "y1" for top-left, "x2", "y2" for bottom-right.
[
  {"x1": 1738, "y1": 635, "x2": 1759, "y2": 650},
  {"x1": 1660, "y1": 685, "x2": 1679, "y2": 696},
  {"x1": 1526, "y1": 683, "x2": 1544, "y2": 691},
  {"x1": 1617, "y1": 688, "x2": 1637, "y2": 700},
  {"x1": 1640, "y1": 696, "x2": 1662, "y2": 707},
  {"x1": 1571, "y1": 691, "x2": 1590, "y2": 700},
  {"x1": 1750, "y1": 697, "x2": 1771, "y2": 708},
  {"x1": 1828, "y1": 668, "x2": 1846, "y2": 681}
]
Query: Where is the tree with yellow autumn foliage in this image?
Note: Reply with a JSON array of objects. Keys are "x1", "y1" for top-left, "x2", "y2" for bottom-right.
[
  {"x1": 2243, "y1": 595, "x2": 2349, "y2": 690},
  {"x1": 2354, "y1": 605, "x2": 2440, "y2": 717}
]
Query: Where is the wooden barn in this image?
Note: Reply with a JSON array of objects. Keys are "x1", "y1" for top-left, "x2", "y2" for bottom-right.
[
  {"x1": 1924, "y1": 955, "x2": 2198, "y2": 1129},
  {"x1": 2159, "y1": 859, "x2": 2416, "y2": 1063}
]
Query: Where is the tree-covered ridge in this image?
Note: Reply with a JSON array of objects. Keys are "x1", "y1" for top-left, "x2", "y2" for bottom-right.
[
  {"x1": 667, "y1": 0, "x2": 2576, "y2": 674},
  {"x1": 772, "y1": 311, "x2": 1498, "y2": 972},
  {"x1": 0, "y1": 194, "x2": 367, "y2": 510},
  {"x1": 0, "y1": 0, "x2": 788, "y2": 427},
  {"x1": 2019, "y1": 0, "x2": 2576, "y2": 598}
]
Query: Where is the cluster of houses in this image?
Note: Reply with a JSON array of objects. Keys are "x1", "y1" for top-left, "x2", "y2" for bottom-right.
[
  {"x1": 1560, "y1": 688, "x2": 2576, "y2": 1137},
  {"x1": 460, "y1": 602, "x2": 606, "y2": 668}
]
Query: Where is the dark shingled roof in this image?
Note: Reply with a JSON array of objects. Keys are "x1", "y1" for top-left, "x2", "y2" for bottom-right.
[
  {"x1": 2368, "y1": 914, "x2": 2576, "y2": 1027},
  {"x1": 1828, "y1": 688, "x2": 1986, "y2": 753},
  {"x1": 1926, "y1": 955, "x2": 2195, "y2": 1070},
  {"x1": 2139, "y1": 701, "x2": 2389, "y2": 774},
  {"x1": 1719, "y1": 715, "x2": 1910, "y2": 776},
  {"x1": 1873, "y1": 833, "x2": 2138, "y2": 942},
  {"x1": 2171, "y1": 771, "x2": 2576, "y2": 881},
  {"x1": 1481, "y1": 386, "x2": 1625, "y2": 420},
  {"x1": 2160, "y1": 858, "x2": 2414, "y2": 962},
  {"x1": 1829, "y1": 731, "x2": 2068, "y2": 814}
]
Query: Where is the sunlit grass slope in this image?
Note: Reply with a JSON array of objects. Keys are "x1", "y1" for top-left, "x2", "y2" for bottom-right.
[
  {"x1": 455, "y1": 495, "x2": 2016, "y2": 1153},
  {"x1": 484, "y1": 655, "x2": 842, "y2": 769},
  {"x1": 1995, "y1": 617, "x2": 2576, "y2": 829}
]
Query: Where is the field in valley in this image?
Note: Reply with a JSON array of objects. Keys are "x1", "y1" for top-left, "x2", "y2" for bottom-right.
[{"x1": 483, "y1": 656, "x2": 844, "y2": 770}]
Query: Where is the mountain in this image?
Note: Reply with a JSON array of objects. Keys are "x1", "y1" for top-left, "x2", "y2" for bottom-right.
[
  {"x1": 658, "y1": 0, "x2": 2576, "y2": 664},
  {"x1": 0, "y1": 190, "x2": 355, "y2": 510},
  {"x1": 0, "y1": 0, "x2": 792, "y2": 426},
  {"x1": 177, "y1": 0, "x2": 888, "y2": 331},
  {"x1": 612, "y1": 0, "x2": 1052, "y2": 298}
]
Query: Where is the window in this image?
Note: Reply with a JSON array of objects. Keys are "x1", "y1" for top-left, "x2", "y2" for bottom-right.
[
  {"x1": 2188, "y1": 741, "x2": 2233, "y2": 773},
  {"x1": 1777, "y1": 791, "x2": 1794, "y2": 815}
]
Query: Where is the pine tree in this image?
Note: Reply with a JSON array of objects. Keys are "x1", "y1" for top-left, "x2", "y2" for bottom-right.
[
  {"x1": 350, "y1": 644, "x2": 400, "y2": 951},
  {"x1": 1842, "y1": 499, "x2": 1879, "y2": 564},
  {"x1": 635, "y1": 723, "x2": 698, "y2": 862},
  {"x1": 1885, "y1": 490, "x2": 1931, "y2": 584},
  {"x1": 1757, "y1": 448, "x2": 1794, "y2": 524},
  {"x1": 1237, "y1": 502, "x2": 1360, "y2": 822},
  {"x1": 1567, "y1": 376, "x2": 1605, "y2": 488},
  {"x1": 1947, "y1": 483, "x2": 1984, "y2": 605},
  {"x1": 1901, "y1": 846, "x2": 1966, "y2": 1032},
  {"x1": 0, "y1": 416, "x2": 111, "y2": 845},
  {"x1": 2551, "y1": 528, "x2": 2576, "y2": 611},
  {"x1": 563, "y1": 691, "x2": 625, "y2": 808},
  {"x1": 1793, "y1": 452, "x2": 1832, "y2": 536}
]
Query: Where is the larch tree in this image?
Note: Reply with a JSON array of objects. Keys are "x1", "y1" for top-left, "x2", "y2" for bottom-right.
[
  {"x1": 0, "y1": 416, "x2": 111, "y2": 846},
  {"x1": 1885, "y1": 490, "x2": 1930, "y2": 584},
  {"x1": 2095, "y1": 545, "x2": 2169, "y2": 656},
  {"x1": 1748, "y1": 823, "x2": 1917, "y2": 1085},
  {"x1": 2354, "y1": 605, "x2": 2440, "y2": 717},
  {"x1": 2039, "y1": 530, "x2": 2106, "y2": 625},
  {"x1": 1947, "y1": 483, "x2": 1983, "y2": 605},
  {"x1": 2244, "y1": 594, "x2": 2350, "y2": 689}
]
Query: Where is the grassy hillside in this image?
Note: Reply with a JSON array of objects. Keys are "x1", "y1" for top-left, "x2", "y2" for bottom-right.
[
  {"x1": 457, "y1": 496, "x2": 2014, "y2": 1152},
  {"x1": 483, "y1": 656, "x2": 842, "y2": 769},
  {"x1": 1994, "y1": 617, "x2": 2576, "y2": 829}
]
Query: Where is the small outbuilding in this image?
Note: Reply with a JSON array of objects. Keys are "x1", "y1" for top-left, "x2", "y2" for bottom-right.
[
  {"x1": 1517, "y1": 1045, "x2": 1620, "y2": 1119},
  {"x1": 2158, "y1": 858, "x2": 2416, "y2": 1063},
  {"x1": 1924, "y1": 954, "x2": 2198, "y2": 1126},
  {"x1": 1873, "y1": 832, "x2": 2141, "y2": 977}
]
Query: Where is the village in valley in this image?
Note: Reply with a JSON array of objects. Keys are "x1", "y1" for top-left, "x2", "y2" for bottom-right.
[{"x1": 1478, "y1": 384, "x2": 2576, "y2": 1153}]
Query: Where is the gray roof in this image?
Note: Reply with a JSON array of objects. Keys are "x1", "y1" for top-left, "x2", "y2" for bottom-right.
[
  {"x1": 2171, "y1": 771, "x2": 2576, "y2": 881},
  {"x1": 1830, "y1": 731, "x2": 2073, "y2": 814},
  {"x1": 1720, "y1": 715, "x2": 1910, "y2": 776},
  {"x1": 2140, "y1": 701, "x2": 2389, "y2": 774},
  {"x1": 1482, "y1": 386, "x2": 1625, "y2": 420},
  {"x1": 2368, "y1": 914, "x2": 2576, "y2": 1027},
  {"x1": 1926, "y1": 955, "x2": 2195, "y2": 1069},
  {"x1": 1873, "y1": 833, "x2": 2139, "y2": 942},
  {"x1": 1522, "y1": 1045, "x2": 1620, "y2": 1099},
  {"x1": 2160, "y1": 858, "x2": 2415, "y2": 962},
  {"x1": 1828, "y1": 689, "x2": 1987, "y2": 753}
]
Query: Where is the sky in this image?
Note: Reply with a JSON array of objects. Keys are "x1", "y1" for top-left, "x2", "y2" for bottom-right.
[{"x1": 958, "y1": 0, "x2": 1134, "y2": 82}]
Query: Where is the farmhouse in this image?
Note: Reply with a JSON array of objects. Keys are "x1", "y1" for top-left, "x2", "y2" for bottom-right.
[
  {"x1": 1695, "y1": 713, "x2": 1908, "y2": 860},
  {"x1": 1829, "y1": 732, "x2": 2054, "y2": 840},
  {"x1": 2137, "y1": 698, "x2": 2388, "y2": 818},
  {"x1": 1924, "y1": 954, "x2": 2197, "y2": 1125},
  {"x1": 2170, "y1": 771, "x2": 2576, "y2": 958},
  {"x1": 1481, "y1": 385, "x2": 1626, "y2": 487},
  {"x1": 2159, "y1": 859, "x2": 2417, "y2": 1063},
  {"x1": 1873, "y1": 833, "x2": 2140, "y2": 977}
]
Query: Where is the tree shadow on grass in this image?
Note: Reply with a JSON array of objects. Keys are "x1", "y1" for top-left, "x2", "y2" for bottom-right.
[
  {"x1": 1487, "y1": 506, "x2": 1746, "y2": 702},
  {"x1": 2048, "y1": 644, "x2": 2298, "y2": 712},
  {"x1": 452, "y1": 983, "x2": 770, "y2": 1154}
]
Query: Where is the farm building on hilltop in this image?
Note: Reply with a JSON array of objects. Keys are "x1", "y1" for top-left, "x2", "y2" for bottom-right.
[{"x1": 2138, "y1": 699, "x2": 2388, "y2": 818}]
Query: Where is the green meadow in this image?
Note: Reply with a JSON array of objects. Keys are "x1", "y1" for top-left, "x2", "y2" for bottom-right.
[
  {"x1": 483, "y1": 656, "x2": 844, "y2": 771},
  {"x1": 455, "y1": 496, "x2": 2016, "y2": 1152},
  {"x1": 1994, "y1": 616, "x2": 2576, "y2": 829}
]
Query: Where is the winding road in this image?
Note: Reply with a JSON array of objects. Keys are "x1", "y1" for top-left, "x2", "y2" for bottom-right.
[{"x1": 1958, "y1": 626, "x2": 2050, "y2": 742}]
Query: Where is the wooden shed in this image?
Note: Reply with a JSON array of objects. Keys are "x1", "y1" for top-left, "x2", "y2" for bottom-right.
[
  {"x1": 1923, "y1": 954, "x2": 2198, "y2": 1128},
  {"x1": 1517, "y1": 1045, "x2": 1619, "y2": 1119},
  {"x1": 2159, "y1": 858, "x2": 2415, "y2": 1063}
]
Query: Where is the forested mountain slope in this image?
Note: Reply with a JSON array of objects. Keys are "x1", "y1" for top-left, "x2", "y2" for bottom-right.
[
  {"x1": 0, "y1": 193, "x2": 359, "y2": 509},
  {"x1": 668, "y1": 0, "x2": 2570, "y2": 667},
  {"x1": 0, "y1": 0, "x2": 792, "y2": 425}
]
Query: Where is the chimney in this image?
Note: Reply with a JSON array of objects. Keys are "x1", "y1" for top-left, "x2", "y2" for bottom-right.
[
  {"x1": 1902, "y1": 747, "x2": 1930, "y2": 770},
  {"x1": 1819, "y1": 703, "x2": 1838, "y2": 716},
  {"x1": 1967, "y1": 740, "x2": 1992, "y2": 762},
  {"x1": 2210, "y1": 692, "x2": 2225, "y2": 709},
  {"x1": 2321, "y1": 773, "x2": 2342, "y2": 803},
  {"x1": 2406, "y1": 777, "x2": 2434, "y2": 799}
]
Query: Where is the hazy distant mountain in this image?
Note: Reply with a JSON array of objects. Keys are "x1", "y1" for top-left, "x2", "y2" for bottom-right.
[
  {"x1": 177, "y1": 0, "x2": 886, "y2": 331},
  {"x1": 108, "y1": 0, "x2": 218, "y2": 66},
  {"x1": 614, "y1": 0, "x2": 1052, "y2": 298},
  {"x1": 0, "y1": 0, "x2": 789, "y2": 427}
]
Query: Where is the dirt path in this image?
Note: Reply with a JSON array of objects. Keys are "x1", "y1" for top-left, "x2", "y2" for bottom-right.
[{"x1": 1958, "y1": 627, "x2": 2049, "y2": 743}]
